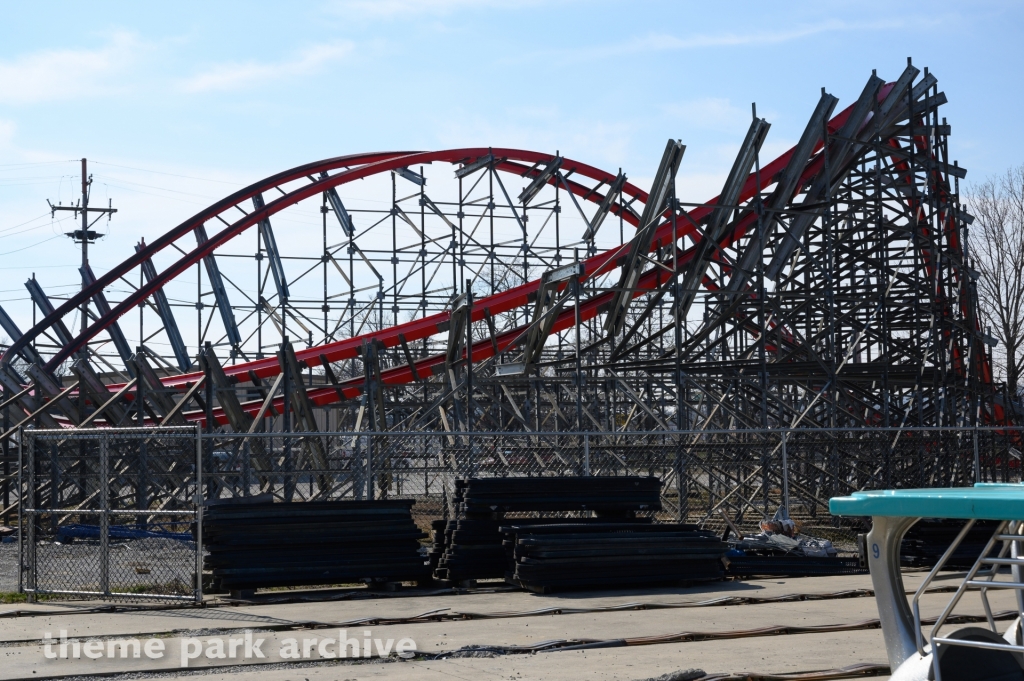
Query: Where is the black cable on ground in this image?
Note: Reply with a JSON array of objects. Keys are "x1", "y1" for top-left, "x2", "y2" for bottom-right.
[{"x1": 419, "y1": 609, "x2": 1017, "y2": 658}]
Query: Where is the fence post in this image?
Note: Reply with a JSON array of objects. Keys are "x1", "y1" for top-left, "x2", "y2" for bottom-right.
[
  {"x1": 422, "y1": 435, "x2": 428, "y2": 496},
  {"x1": 584, "y1": 432, "x2": 590, "y2": 476},
  {"x1": 242, "y1": 440, "x2": 251, "y2": 498},
  {"x1": 2, "y1": 399, "x2": 9, "y2": 522},
  {"x1": 137, "y1": 435, "x2": 148, "y2": 530},
  {"x1": 366, "y1": 432, "x2": 374, "y2": 500},
  {"x1": 973, "y1": 424, "x2": 981, "y2": 483},
  {"x1": 18, "y1": 429, "x2": 27, "y2": 599},
  {"x1": 195, "y1": 426, "x2": 203, "y2": 603},
  {"x1": 781, "y1": 430, "x2": 790, "y2": 512},
  {"x1": 49, "y1": 442, "x2": 58, "y2": 535},
  {"x1": 99, "y1": 434, "x2": 109, "y2": 598},
  {"x1": 675, "y1": 431, "x2": 684, "y2": 523}
]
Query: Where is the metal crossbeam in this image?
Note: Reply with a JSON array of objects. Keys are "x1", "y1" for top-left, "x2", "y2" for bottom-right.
[
  {"x1": 0, "y1": 303, "x2": 43, "y2": 366},
  {"x1": 252, "y1": 192, "x2": 290, "y2": 303},
  {"x1": 80, "y1": 264, "x2": 134, "y2": 372},
  {"x1": 676, "y1": 117, "x2": 769, "y2": 318},
  {"x1": 24, "y1": 277, "x2": 75, "y2": 349},
  {"x1": 73, "y1": 358, "x2": 130, "y2": 426},
  {"x1": 523, "y1": 262, "x2": 582, "y2": 367},
  {"x1": 199, "y1": 343, "x2": 252, "y2": 432},
  {"x1": 605, "y1": 139, "x2": 685, "y2": 337},
  {"x1": 136, "y1": 242, "x2": 191, "y2": 371},
  {"x1": 194, "y1": 224, "x2": 243, "y2": 348}
]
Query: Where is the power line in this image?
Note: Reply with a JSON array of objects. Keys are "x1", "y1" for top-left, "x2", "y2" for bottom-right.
[
  {"x1": 0, "y1": 212, "x2": 49, "y2": 235},
  {"x1": 91, "y1": 160, "x2": 244, "y2": 186},
  {"x1": 0, "y1": 224, "x2": 49, "y2": 240},
  {"x1": 0, "y1": 283, "x2": 79, "y2": 293},
  {"x1": 0, "y1": 213, "x2": 75, "y2": 242},
  {"x1": 0, "y1": 160, "x2": 75, "y2": 168},
  {"x1": 98, "y1": 178, "x2": 221, "y2": 200},
  {"x1": 2, "y1": 233, "x2": 64, "y2": 255},
  {"x1": 0, "y1": 264, "x2": 74, "y2": 270}
]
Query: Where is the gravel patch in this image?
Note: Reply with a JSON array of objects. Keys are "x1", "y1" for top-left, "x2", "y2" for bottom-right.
[
  {"x1": 0, "y1": 542, "x2": 19, "y2": 592},
  {"x1": 0, "y1": 537, "x2": 197, "y2": 598}
]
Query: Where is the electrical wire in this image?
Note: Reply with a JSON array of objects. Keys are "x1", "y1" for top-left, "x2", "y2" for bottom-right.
[
  {"x1": 99, "y1": 176, "x2": 224, "y2": 200},
  {"x1": 426, "y1": 609, "x2": 1018, "y2": 657},
  {"x1": 91, "y1": 160, "x2": 245, "y2": 186},
  {"x1": 0, "y1": 223, "x2": 51, "y2": 240},
  {"x1": 1, "y1": 233, "x2": 64, "y2": 255},
  {"x1": 0, "y1": 160, "x2": 75, "y2": 168},
  {"x1": 702, "y1": 665, "x2": 890, "y2": 680},
  {"x1": 0, "y1": 212, "x2": 49, "y2": 236}
]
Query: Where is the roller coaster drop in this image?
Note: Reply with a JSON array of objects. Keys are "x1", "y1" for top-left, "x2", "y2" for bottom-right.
[{"x1": 0, "y1": 63, "x2": 1008, "y2": 523}]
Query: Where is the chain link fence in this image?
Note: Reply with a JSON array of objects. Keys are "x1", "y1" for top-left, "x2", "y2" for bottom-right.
[
  {"x1": 18, "y1": 427, "x2": 201, "y2": 602},
  {"x1": 11, "y1": 425, "x2": 1020, "y2": 600},
  {"x1": 200, "y1": 430, "x2": 685, "y2": 536},
  {"x1": 200, "y1": 427, "x2": 1022, "y2": 552}
]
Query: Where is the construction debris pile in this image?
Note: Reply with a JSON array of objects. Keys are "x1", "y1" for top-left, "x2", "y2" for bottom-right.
[
  {"x1": 725, "y1": 507, "x2": 863, "y2": 577},
  {"x1": 202, "y1": 497, "x2": 429, "y2": 593}
]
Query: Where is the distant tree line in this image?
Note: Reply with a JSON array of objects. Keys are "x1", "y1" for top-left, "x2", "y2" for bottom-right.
[{"x1": 969, "y1": 165, "x2": 1024, "y2": 400}]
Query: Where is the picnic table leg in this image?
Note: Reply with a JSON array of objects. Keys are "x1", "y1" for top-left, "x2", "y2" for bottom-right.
[{"x1": 867, "y1": 514, "x2": 921, "y2": 670}]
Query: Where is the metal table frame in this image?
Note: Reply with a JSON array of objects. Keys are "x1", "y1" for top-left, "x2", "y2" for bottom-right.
[{"x1": 831, "y1": 485, "x2": 1024, "y2": 680}]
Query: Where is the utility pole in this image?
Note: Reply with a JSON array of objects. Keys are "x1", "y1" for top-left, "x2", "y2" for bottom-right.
[
  {"x1": 47, "y1": 159, "x2": 116, "y2": 436},
  {"x1": 48, "y1": 158, "x2": 117, "y2": 340}
]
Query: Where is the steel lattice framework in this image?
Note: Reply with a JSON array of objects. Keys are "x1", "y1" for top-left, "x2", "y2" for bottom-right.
[{"x1": 0, "y1": 64, "x2": 1010, "y2": 525}]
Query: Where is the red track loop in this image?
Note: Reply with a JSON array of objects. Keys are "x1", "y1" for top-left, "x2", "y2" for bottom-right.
[{"x1": 4, "y1": 78, "x2": 997, "y2": 427}]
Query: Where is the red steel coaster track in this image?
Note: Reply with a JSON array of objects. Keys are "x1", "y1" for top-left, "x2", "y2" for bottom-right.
[{"x1": 0, "y1": 63, "x2": 1005, "y2": 436}]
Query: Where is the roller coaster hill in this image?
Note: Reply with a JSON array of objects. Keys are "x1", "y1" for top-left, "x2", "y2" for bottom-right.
[{"x1": 0, "y1": 62, "x2": 1019, "y2": 532}]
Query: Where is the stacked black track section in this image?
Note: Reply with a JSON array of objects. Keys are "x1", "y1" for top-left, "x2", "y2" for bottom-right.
[
  {"x1": 435, "y1": 476, "x2": 662, "y2": 583},
  {"x1": 434, "y1": 518, "x2": 506, "y2": 582},
  {"x1": 458, "y1": 476, "x2": 661, "y2": 515},
  {"x1": 503, "y1": 523, "x2": 727, "y2": 593},
  {"x1": 434, "y1": 516, "x2": 653, "y2": 582},
  {"x1": 427, "y1": 519, "x2": 447, "y2": 575},
  {"x1": 202, "y1": 498, "x2": 429, "y2": 592},
  {"x1": 900, "y1": 519, "x2": 1000, "y2": 569},
  {"x1": 725, "y1": 556, "x2": 864, "y2": 578}
]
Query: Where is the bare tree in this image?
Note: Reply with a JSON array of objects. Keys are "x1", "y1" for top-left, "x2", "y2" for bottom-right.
[{"x1": 969, "y1": 165, "x2": 1024, "y2": 396}]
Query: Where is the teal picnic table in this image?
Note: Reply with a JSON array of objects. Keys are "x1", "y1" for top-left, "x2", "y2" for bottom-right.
[{"x1": 830, "y1": 485, "x2": 1024, "y2": 680}]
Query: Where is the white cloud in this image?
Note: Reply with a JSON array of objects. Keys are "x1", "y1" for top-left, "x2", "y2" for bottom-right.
[
  {"x1": 179, "y1": 42, "x2": 354, "y2": 93},
  {"x1": 532, "y1": 19, "x2": 907, "y2": 62},
  {"x1": 325, "y1": 0, "x2": 529, "y2": 19},
  {"x1": 664, "y1": 98, "x2": 754, "y2": 135},
  {"x1": 0, "y1": 120, "x2": 14, "y2": 148},
  {"x1": 433, "y1": 112, "x2": 632, "y2": 170},
  {"x1": 0, "y1": 32, "x2": 143, "y2": 105},
  {"x1": 675, "y1": 171, "x2": 733, "y2": 206},
  {"x1": 654, "y1": 19, "x2": 903, "y2": 49}
]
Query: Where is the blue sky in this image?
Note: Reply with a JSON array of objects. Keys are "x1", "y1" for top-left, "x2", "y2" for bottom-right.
[{"x1": 0, "y1": 0, "x2": 1022, "y2": 330}]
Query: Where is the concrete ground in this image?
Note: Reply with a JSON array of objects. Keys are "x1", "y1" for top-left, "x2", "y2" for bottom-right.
[{"x1": 0, "y1": 571, "x2": 1017, "y2": 681}]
